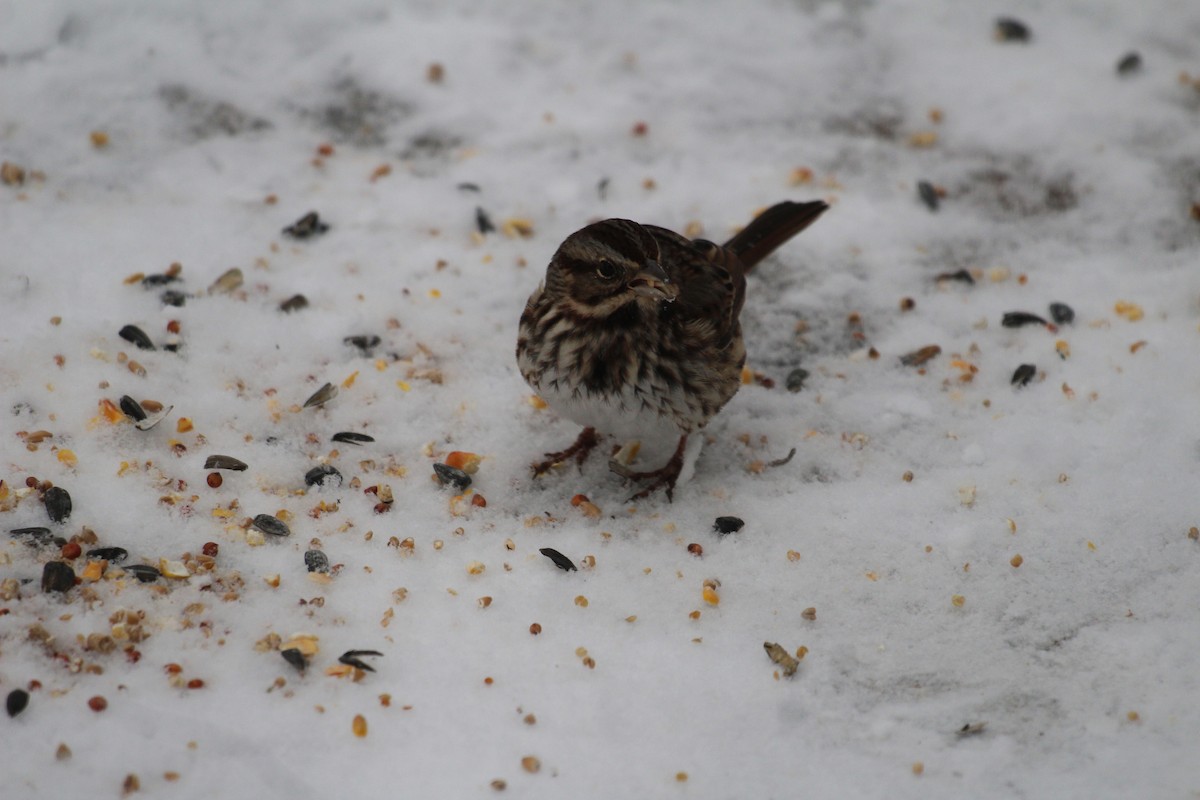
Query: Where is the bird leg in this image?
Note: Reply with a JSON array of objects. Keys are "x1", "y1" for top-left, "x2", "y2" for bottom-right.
[
  {"x1": 531, "y1": 427, "x2": 599, "y2": 476},
  {"x1": 609, "y1": 434, "x2": 688, "y2": 502}
]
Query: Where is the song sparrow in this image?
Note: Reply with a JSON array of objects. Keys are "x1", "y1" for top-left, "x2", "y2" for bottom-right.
[{"x1": 517, "y1": 200, "x2": 828, "y2": 500}]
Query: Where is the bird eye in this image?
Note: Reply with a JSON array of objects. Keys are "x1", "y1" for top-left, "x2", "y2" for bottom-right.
[{"x1": 595, "y1": 260, "x2": 619, "y2": 280}]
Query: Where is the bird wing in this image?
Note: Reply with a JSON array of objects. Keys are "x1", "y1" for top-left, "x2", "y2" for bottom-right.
[{"x1": 644, "y1": 225, "x2": 745, "y2": 352}]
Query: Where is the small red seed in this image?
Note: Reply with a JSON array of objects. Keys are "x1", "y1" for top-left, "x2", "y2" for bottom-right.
[
  {"x1": 631, "y1": 121, "x2": 648, "y2": 136},
  {"x1": 166, "y1": 320, "x2": 181, "y2": 334},
  {"x1": 201, "y1": 542, "x2": 219, "y2": 557},
  {"x1": 207, "y1": 472, "x2": 223, "y2": 488},
  {"x1": 471, "y1": 494, "x2": 487, "y2": 508},
  {"x1": 61, "y1": 542, "x2": 82, "y2": 559},
  {"x1": 88, "y1": 696, "x2": 108, "y2": 712},
  {"x1": 187, "y1": 679, "x2": 204, "y2": 689},
  {"x1": 529, "y1": 623, "x2": 542, "y2": 635},
  {"x1": 164, "y1": 663, "x2": 183, "y2": 675},
  {"x1": 687, "y1": 543, "x2": 703, "y2": 557}
]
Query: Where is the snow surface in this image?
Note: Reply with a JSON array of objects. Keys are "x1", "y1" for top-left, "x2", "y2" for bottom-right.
[{"x1": 3, "y1": 0, "x2": 1200, "y2": 797}]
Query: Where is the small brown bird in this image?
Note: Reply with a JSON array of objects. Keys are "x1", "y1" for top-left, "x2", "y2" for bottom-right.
[{"x1": 517, "y1": 200, "x2": 828, "y2": 500}]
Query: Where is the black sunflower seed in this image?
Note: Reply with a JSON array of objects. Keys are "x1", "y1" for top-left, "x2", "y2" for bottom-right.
[
  {"x1": 475, "y1": 207, "x2": 495, "y2": 234},
  {"x1": 433, "y1": 463, "x2": 471, "y2": 490},
  {"x1": 785, "y1": 368, "x2": 809, "y2": 393},
  {"x1": 280, "y1": 294, "x2": 309, "y2": 313},
  {"x1": 338, "y1": 650, "x2": 383, "y2": 672},
  {"x1": 332, "y1": 432, "x2": 375, "y2": 445},
  {"x1": 343, "y1": 335, "x2": 381, "y2": 354},
  {"x1": 282, "y1": 211, "x2": 329, "y2": 239},
  {"x1": 304, "y1": 549, "x2": 330, "y2": 573},
  {"x1": 252, "y1": 514, "x2": 290, "y2": 537},
  {"x1": 303, "y1": 382, "x2": 337, "y2": 408},
  {"x1": 281, "y1": 648, "x2": 307, "y2": 672},
  {"x1": 119, "y1": 395, "x2": 147, "y2": 422},
  {"x1": 917, "y1": 180, "x2": 940, "y2": 211},
  {"x1": 204, "y1": 455, "x2": 248, "y2": 471},
  {"x1": 44, "y1": 487, "x2": 72, "y2": 523},
  {"x1": 713, "y1": 516, "x2": 745, "y2": 535},
  {"x1": 1049, "y1": 302, "x2": 1075, "y2": 325},
  {"x1": 1116, "y1": 52, "x2": 1142, "y2": 75},
  {"x1": 10, "y1": 527, "x2": 55, "y2": 546},
  {"x1": 41, "y1": 561, "x2": 76, "y2": 593},
  {"x1": 160, "y1": 289, "x2": 187, "y2": 307},
  {"x1": 87, "y1": 547, "x2": 129, "y2": 563},
  {"x1": 1011, "y1": 363, "x2": 1037, "y2": 387},
  {"x1": 141, "y1": 273, "x2": 180, "y2": 287},
  {"x1": 539, "y1": 547, "x2": 577, "y2": 572},
  {"x1": 457, "y1": 182, "x2": 481, "y2": 193},
  {"x1": 305, "y1": 465, "x2": 343, "y2": 488},
  {"x1": 125, "y1": 564, "x2": 161, "y2": 583},
  {"x1": 118, "y1": 324, "x2": 155, "y2": 351},
  {"x1": 1001, "y1": 311, "x2": 1051, "y2": 329},
  {"x1": 935, "y1": 269, "x2": 974, "y2": 285},
  {"x1": 7, "y1": 688, "x2": 30, "y2": 718},
  {"x1": 994, "y1": 17, "x2": 1030, "y2": 42}
]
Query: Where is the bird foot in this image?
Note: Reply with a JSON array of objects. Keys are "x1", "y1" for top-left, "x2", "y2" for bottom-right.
[
  {"x1": 531, "y1": 427, "x2": 599, "y2": 477},
  {"x1": 609, "y1": 435, "x2": 688, "y2": 502}
]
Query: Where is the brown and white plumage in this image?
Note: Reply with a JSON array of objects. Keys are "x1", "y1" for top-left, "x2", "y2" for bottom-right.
[{"x1": 517, "y1": 200, "x2": 828, "y2": 500}]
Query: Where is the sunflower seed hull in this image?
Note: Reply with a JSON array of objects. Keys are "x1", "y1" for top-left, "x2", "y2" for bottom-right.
[
  {"x1": 118, "y1": 325, "x2": 155, "y2": 351},
  {"x1": 252, "y1": 514, "x2": 291, "y2": 537},
  {"x1": 205, "y1": 455, "x2": 249, "y2": 471}
]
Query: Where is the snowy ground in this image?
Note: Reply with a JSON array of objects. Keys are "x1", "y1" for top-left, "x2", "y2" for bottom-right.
[{"x1": 3, "y1": 1, "x2": 1199, "y2": 797}]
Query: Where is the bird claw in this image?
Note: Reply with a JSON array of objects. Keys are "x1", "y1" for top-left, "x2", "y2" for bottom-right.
[
  {"x1": 608, "y1": 435, "x2": 687, "y2": 503},
  {"x1": 530, "y1": 427, "x2": 599, "y2": 477},
  {"x1": 609, "y1": 464, "x2": 676, "y2": 501}
]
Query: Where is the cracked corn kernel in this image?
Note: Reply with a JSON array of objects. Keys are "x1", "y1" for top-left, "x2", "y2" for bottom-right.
[
  {"x1": 521, "y1": 756, "x2": 540, "y2": 774},
  {"x1": 801, "y1": 607, "x2": 816, "y2": 621},
  {"x1": 1114, "y1": 301, "x2": 1143, "y2": 321},
  {"x1": 1010, "y1": 554, "x2": 1024, "y2": 568},
  {"x1": 951, "y1": 595, "x2": 965, "y2": 607},
  {"x1": 786, "y1": 550, "x2": 801, "y2": 562},
  {"x1": 467, "y1": 561, "x2": 485, "y2": 575},
  {"x1": 912, "y1": 762, "x2": 924, "y2": 776},
  {"x1": 176, "y1": 418, "x2": 193, "y2": 433},
  {"x1": 491, "y1": 780, "x2": 507, "y2": 791},
  {"x1": 1127, "y1": 711, "x2": 1140, "y2": 722},
  {"x1": 675, "y1": 772, "x2": 688, "y2": 783},
  {"x1": 574, "y1": 595, "x2": 588, "y2": 607},
  {"x1": 100, "y1": 398, "x2": 125, "y2": 424},
  {"x1": 352, "y1": 714, "x2": 368, "y2": 737},
  {"x1": 445, "y1": 451, "x2": 481, "y2": 473}
]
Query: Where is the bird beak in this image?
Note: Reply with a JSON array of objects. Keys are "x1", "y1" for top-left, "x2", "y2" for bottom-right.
[{"x1": 628, "y1": 261, "x2": 678, "y2": 301}]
